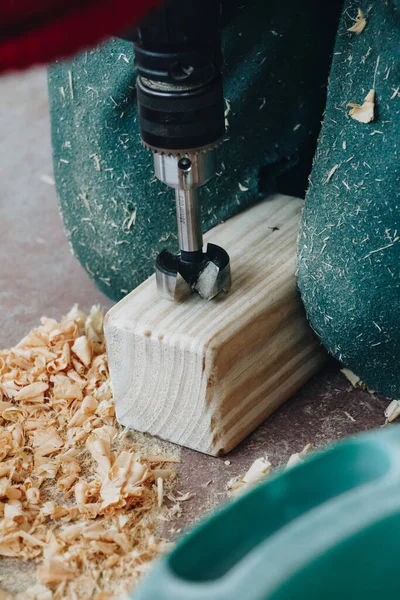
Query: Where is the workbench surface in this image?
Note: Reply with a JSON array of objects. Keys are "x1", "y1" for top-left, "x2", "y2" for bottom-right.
[{"x1": 0, "y1": 68, "x2": 390, "y2": 534}]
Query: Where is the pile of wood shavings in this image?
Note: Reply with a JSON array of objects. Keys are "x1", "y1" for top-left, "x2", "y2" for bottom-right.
[{"x1": 0, "y1": 306, "x2": 182, "y2": 600}]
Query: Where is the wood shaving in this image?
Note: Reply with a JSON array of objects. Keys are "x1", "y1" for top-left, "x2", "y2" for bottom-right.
[
  {"x1": 0, "y1": 307, "x2": 181, "y2": 600},
  {"x1": 227, "y1": 456, "x2": 271, "y2": 496},
  {"x1": 285, "y1": 443, "x2": 313, "y2": 469},
  {"x1": 348, "y1": 89, "x2": 375, "y2": 123},
  {"x1": 157, "y1": 478, "x2": 163, "y2": 508},
  {"x1": 340, "y1": 368, "x2": 375, "y2": 393},
  {"x1": 385, "y1": 400, "x2": 400, "y2": 424},
  {"x1": 347, "y1": 8, "x2": 367, "y2": 35},
  {"x1": 39, "y1": 174, "x2": 55, "y2": 186},
  {"x1": 38, "y1": 559, "x2": 77, "y2": 586},
  {"x1": 228, "y1": 446, "x2": 312, "y2": 496},
  {"x1": 325, "y1": 163, "x2": 340, "y2": 183},
  {"x1": 173, "y1": 492, "x2": 194, "y2": 502},
  {"x1": 71, "y1": 336, "x2": 92, "y2": 368},
  {"x1": 340, "y1": 367, "x2": 361, "y2": 387}
]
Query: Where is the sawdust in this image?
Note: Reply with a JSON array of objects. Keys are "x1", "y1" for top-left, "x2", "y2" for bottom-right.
[{"x1": 0, "y1": 306, "x2": 182, "y2": 600}]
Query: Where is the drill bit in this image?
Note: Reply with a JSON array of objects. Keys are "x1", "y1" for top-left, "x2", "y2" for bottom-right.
[{"x1": 153, "y1": 152, "x2": 231, "y2": 300}]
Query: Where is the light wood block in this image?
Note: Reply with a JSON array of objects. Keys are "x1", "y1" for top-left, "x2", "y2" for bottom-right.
[{"x1": 105, "y1": 195, "x2": 326, "y2": 455}]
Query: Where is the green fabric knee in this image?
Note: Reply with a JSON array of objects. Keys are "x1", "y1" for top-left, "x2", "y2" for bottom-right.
[{"x1": 298, "y1": 0, "x2": 400, "y2": 397}]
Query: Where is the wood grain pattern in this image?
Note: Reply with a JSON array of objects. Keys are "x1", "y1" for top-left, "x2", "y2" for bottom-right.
[{"x1": 105, "y1": 195, "x2": 326, "y2": 455}]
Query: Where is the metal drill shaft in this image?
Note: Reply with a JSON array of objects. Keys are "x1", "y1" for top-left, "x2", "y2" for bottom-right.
[
  {"x1": 153, "y1": 151, "x2": 215, "y2": 258},
  {"x1": 175, "y1": 187, "x2": 203, "y2": 255}
]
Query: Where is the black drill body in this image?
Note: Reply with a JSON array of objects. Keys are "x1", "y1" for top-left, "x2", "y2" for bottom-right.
[{"x1": 131, "y1": 0, "x2": 225, "y2": 152}]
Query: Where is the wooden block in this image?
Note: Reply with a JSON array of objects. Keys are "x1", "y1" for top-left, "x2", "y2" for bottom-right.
[{"x1": 105, "y1": 195, "x2": 326, "y2": 455}]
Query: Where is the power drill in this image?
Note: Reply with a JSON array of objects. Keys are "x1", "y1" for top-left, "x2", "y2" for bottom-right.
[{"x1": 131, "y1": 0, "x2": 231, "y2": 300}]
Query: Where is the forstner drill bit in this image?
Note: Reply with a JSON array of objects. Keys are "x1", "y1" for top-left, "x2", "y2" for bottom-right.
[{"x1": 153, "y1": 152, "x2": 231, "y2": 300}]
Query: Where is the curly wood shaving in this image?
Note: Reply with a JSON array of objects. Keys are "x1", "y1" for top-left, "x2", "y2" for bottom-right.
[
  {"x1": 32, "y1": 427, "x2": 64, "y2": 457},
  {"x1": 340, "y1": 367, "x2": 361, "y2": 387},
  {"x1": 340, "y1": 368, "x2": 375, "y2": 393},
  {"x1": 348, "y1": 89, "x2": 375, "y2": 123},
  {"x1": 71, "y1": 336, "x2": 92, "y2": 368},
  {"x1": 227, "y1": 456, "x2": 271, "y2": 496},
  {"x1": 0, "y1": 307, "x2": 182, "y2": 600},
  {"x1": 13, "y1": 382, "x2": 49, "y2": 401},
  {"x1": 347, "y1": 8, "x2": 367, "y2": 35},
  {"x1": 285, "y1": 443, "x2": 313, "y2": 470},
  {"x1": 385, "y1": 400, "x2": 400, "y2": 424}
]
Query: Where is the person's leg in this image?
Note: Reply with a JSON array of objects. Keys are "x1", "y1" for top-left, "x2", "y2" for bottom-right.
[{"x1": 298, "y1": 0, "x2": 400, "y2": 397}]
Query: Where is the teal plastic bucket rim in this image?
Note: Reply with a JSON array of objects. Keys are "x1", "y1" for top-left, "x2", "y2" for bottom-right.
[
  {"x1": 133, "y1": 427, "x2": 400, "y2": 600},
  {"x1": 169, "y1": 437, "x2": 392, "y2": 583}
]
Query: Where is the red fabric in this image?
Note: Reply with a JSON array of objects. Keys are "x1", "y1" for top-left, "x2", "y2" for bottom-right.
[{"x1": 0, "y1": 0, "x2": 162, "y2": 73}]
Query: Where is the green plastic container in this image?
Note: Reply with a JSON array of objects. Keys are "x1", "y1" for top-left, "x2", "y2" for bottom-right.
[{"x1": 133, "y1": 426, "x2": 400, "y2": 599}]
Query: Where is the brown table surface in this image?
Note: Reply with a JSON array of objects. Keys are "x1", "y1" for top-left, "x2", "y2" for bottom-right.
[{"x1": 0, "y1": 67, "x2": 390, "y2": 537}]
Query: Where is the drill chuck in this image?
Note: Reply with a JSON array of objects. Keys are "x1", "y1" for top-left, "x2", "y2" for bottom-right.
[
  {"x1": 132, "y1": 0, "x2": 224, "y2": 153},
  {"x1": 136, "y1": 74, "x2": 225, "y2": 152}
]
